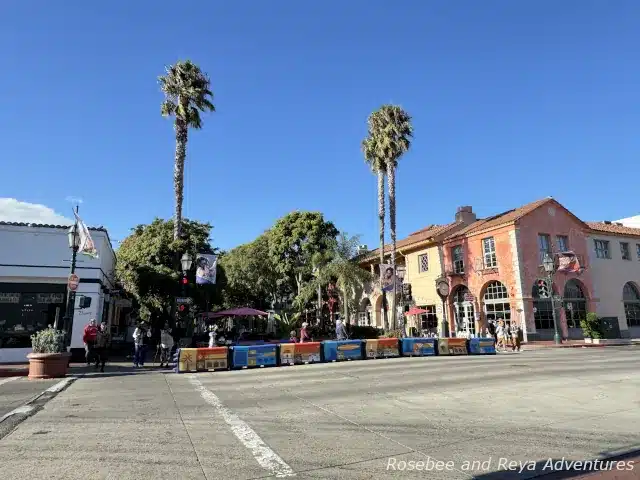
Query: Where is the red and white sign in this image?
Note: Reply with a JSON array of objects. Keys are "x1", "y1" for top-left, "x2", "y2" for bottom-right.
[
  {"x1": 464, "y1": 293, "x2": 475, "y2": 302},
  {"x1": 68, "y1": 274, "x2": 80, "y2": 292}
]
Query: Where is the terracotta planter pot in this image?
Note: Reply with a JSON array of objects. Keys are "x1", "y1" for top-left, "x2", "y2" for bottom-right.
[{"x1": 27, "y1": 352, "x2": 71, "y2": 380}]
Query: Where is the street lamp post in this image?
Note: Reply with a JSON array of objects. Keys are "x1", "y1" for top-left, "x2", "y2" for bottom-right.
[
  {"x1": 542, "y1": 254, "x2": 562, "y2": 345},
  {"x1": 180, "y1": 252, "x2": 193, "y2": 297},
  {"x1": 396, "y1": 266, "x2": 406, "y2": 336},
  {"x1": 61, "y1": 215, "x2": 80, "y2": 344}
]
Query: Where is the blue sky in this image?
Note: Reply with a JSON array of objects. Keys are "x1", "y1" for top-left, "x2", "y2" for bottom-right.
[{"x1": 1, "y1": 1, "x2": 639, "y2": 251}]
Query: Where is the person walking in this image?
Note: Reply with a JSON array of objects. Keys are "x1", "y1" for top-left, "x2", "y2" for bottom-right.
[
  {"x1": 335, "y1": 319, "x2": 348, "y2": 340},
  {"x1": 83, "y1": 319, "x2": 99, "y2": 365},
  {"x1": 133, "y1": 322, "x2": 151, "y2": 367},
  {"x1": 94, "y1": 321, "x2": 111, "y2": 372},
  {"x1": 510, "y1": 320, "x2": 522, "y2": 352},
  {"x1": 159, "y1": 326, "x2": 174, "y2": 368},
  {"x1": 300, "y1": 322, "x2": 310, "y2": 343}
]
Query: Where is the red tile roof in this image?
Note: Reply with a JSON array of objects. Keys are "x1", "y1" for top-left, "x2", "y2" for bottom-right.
[
  {"x1": 362, "y1": 222, "x2": 458, "y2": 261},
  {"x1": 586, "y1": 221, "x2": 640, "y2": 238}
]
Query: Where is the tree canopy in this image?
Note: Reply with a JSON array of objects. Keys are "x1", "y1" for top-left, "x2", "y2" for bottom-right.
[
  {"x1": 268, "y1": 211, "x2": 339, "y2": 295},
  {"x1": 116, "y1": 218, "x2": 216, "y2": 322}
]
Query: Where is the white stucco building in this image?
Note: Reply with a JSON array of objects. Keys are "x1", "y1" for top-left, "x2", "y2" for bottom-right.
[
  {"x1": 586, "y1": 221, "x2": 640, "y2": 339},
  {"x1": 0, "y1": 221, "x2": 117, "y2": 363}
]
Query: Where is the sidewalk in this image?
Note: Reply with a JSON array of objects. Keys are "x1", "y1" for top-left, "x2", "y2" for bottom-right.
[{"x1": 522, "y1": 339, "x2": 640, "y2": 350}]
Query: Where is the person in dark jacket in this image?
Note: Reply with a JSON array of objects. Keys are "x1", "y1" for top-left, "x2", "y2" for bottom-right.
[{"x1": 94, "y1": 321, "x2": 111, "y2": 372}]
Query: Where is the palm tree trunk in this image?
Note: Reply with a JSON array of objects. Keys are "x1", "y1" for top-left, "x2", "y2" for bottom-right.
[
  {"x1": 377, "y1": 170, "x2": 389, "y2": 331},
  {"x1": 387, "y1": 163, "x2": 397, "y2": 331},
  {"x1": 173, "y1": 117, "x2": 188, "y2": 241}
]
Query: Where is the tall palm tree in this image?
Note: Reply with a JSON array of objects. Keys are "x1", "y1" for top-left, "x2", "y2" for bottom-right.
[
  {"x1": 159, "y1": 60, "x2": 215, "y2": 241},
  {"x1": 362, "y1": 133, "x2": 388, "y2": 330},
  {"x1": 363, "y1": 105, "x2": 413, "y2": 330}
]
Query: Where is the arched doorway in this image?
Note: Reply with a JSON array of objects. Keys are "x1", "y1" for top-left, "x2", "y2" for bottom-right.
[
  {"x1": 532, "y1": 279, "x2": 555, "y2": 331},
  {"x1": 483, "y1": 281, "x2": 511, "y2": 329},
  {"x1": 452, "y1": 285, "x2": 475, "y2": 337},
  {"x1": 563, "y1": 280, "x2": 587, "y2": 329},
  {"x1": 623, "y1": 282, "x2": 640, "y2": 328},
  {"x1": 358, "y1": 298, "x2": 373, "y2": 326}
]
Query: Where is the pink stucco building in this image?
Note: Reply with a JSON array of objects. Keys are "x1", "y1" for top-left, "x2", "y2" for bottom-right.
[{"x1": 441, "y1": 198, "x2": 595, "y2": 341}]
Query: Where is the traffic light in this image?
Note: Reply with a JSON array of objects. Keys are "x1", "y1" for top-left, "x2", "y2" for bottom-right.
[
  {"x1": 537, "y1": 280, "x2": 549, "y2": 298},
  {"x1": 402, "y1": 283, "x2": 412, "y2": 300},
  {"x1": 78, "y1": 296, "x2": 92, "y2": 309},
  {"x1": 181, "y1": 276, "x2": 188, "y2": 285}
]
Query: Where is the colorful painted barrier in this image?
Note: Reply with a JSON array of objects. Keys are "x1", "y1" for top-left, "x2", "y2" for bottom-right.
[
  {"x1": 365, "y1": 338, "x2": 400, "y2": 359},
  {"x1": 230, "y1": 344, "x2": 278, "y2": 369},
  {"x1": 176, "y1": 347, "x2": 229, "y2": 373},
  {"x1": 400, "y1": 338, "x2": 437, "y2": 357},
  {"x1": 280, "y1": 342, "x2": 322, "y2": 365},
  {"x1": 468, "y1": 337, "x2": 496, "y2": 355},
  {"x1": 322, "y1": 340, "x2": 364, "y2": 362},
  {"x1": 437, "y1": 338, "x2": 468, "y2": 356}
]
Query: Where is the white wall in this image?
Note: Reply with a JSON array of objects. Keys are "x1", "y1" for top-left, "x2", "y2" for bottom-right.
[
  {"x1": 0, "y1": 224, "x2": 116, "y2": 362},
  {"x1": 586, "y1": 233, "x2": 640, "y2": 338}
]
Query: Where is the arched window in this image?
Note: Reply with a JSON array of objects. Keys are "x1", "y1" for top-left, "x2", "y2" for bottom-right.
[
  {"x1": 452, "y1": 286, "x2": 475, "y2": 336},
  {"x1": 563, "y1": 280, "x2": 587, "y2": 328},
  {"x1": 483, "y1": 281, "x2": 511, "y2": 323},
  {"x1": 623, "y1": 283, "x2": 640, "y2": 328},
  {"x1": 532, "y1": 280, "x2": 554, "y2": 330}
]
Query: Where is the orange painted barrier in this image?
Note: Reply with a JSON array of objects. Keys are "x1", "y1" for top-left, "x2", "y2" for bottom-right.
[
  {"x1": 366, "y1": 338, "x2": 400, "y2": 358},
  {"x1": 437, "y1": 338, "x2": 468, "y2": 356},
  {"x1": 177, "y1": 347, "x2": 229, "y2": 372},
  {"x1": 280, "y1": 342, "x2": 322, "y2": 365}
]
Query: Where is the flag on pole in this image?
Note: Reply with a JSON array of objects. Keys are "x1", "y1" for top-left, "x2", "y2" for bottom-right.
[{"x1": 74, "y1": 211, "x2": 99, "y2": 259}]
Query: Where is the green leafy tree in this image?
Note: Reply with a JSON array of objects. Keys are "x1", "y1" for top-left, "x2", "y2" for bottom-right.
[
  {"x1": 298, "y1": 233, "x2": 373, "y2": 323},
  {"x1": 268, "y1": 211, "x2": 339, "y2": 297},
  {"x1": 116, "y1": 218, "x2": 216, "y2": 325},
  {"x1": 159, "y1": 60, "x2": 215, "y2": 241},
  {"x1": 362, "y1": 105, "x2": 413, "y2": 330},
  {"x1": 219, "y1": 233, "x2": 289, "y2": 310}
]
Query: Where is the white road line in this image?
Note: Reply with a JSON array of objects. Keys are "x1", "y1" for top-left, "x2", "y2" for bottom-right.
[
  {"x1": 45, "y1": 377, "x2": 74, "y2": 393},
  {"x1": 0, "y1": 376, "x2": 20, "y2": 387},
  {"x1": 189, "y1": 375, "x2": 296, "y2": 478},
  {"x1": 0, "y1": 405, "x2": 34, "y2": 423}
]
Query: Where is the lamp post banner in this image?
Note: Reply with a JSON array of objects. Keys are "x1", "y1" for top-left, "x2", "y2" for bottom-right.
[
  {"x1": 195, "y1": 254, "x2": 217, "y2": 285},
  {"x1": 556, "y1": 251, "x2": 581, "y2": 273},
  {"x1": 73, "y1": 211, "x2": 99, "y2": 258},
  {"x1": 379, "y1": 264, "x2": 399, "y2": 293}
]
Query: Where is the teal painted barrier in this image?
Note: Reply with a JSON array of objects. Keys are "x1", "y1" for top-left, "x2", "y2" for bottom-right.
[
  {"x1": 400, "y1": 338, "x2": 437, "y2": 356},
  {"x1": 468, "y1": 337, "x2": 496, "y2": 355},
  {"x1": 322, "y1": 340, "x2": 364, "y2": 362}
]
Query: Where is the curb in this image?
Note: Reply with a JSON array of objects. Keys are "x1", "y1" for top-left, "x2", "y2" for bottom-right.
[
  {"x1": 0, "y1": 369, "x2": 28, "y2": 378},
  {"x1": 0, "y1": 376, "x2": 79, "y2": 440},
  {"x1": 522, "y1": 343, "x2": 639, "y2": 351}
]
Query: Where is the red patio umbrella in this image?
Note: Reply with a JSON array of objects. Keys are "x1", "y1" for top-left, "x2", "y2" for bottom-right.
[{"x1": 404, "y1": 307, "x2": 428, "y2": 316}]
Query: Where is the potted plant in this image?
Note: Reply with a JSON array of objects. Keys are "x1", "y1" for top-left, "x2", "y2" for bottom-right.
[
  {"x1": 580, "y1": 313, "x2": 603, "y2": 344},
  {"x1": 27, "y1": 326, "x2": 71, "y2": 379}
]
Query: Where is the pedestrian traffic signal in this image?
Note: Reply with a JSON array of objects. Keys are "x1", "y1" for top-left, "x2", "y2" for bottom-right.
[
  {"x1": 537, "y1": 280, "x2": 549, "y2": 298},
  {"x1": 181, "y1": 276, "x2": 188, "y2": 285}
]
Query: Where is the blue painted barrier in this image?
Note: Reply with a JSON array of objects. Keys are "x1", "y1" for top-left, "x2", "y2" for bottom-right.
[
  {"x1": 322, "y1": 340, "x2": 364, "y2": 362},
  {"x1": 230, "y1": 344, "x2": 278, "y2": 368},
  {"x1": 400, "y1": 338, "x2": 437, "y2": 357},
  {"x1": 468, "y1": 337, "x2": 496, "y2": 355}
]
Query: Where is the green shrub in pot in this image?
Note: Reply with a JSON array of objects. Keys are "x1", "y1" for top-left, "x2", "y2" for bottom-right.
[{"x1": 31, "y1": 326, "x2": 66, "y2": 354}]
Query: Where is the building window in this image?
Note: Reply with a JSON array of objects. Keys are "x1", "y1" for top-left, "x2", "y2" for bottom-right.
[
  {"x1": 563, "y1": 280, "x2": 587, "y2": 329},
  {"x1": 482, "y1": 237, "x2": 497, "y2": 268},
  {"x1": 418, "y1": 254, "x2": 429, "y2": 273},
  {"x1": 483, "y1": 281, "x2": 511, "y2": 324},
  {"x1": 594, "y1": 240, "x2": 610, "y2": 259},
  {"x1": 419, "y1": 305, "x2": 438, "y2": 331},
  {"x1": 556, "y1": 235, "x2": 569, "y2": 252},
  {"x1": 623, "y1": 282, "x2": 640, "y2": 328},
  {"x1": 538, "y1": 234, "x2": 551, "y2": 264},
  {"x1": 620, "y1": 242, "x2": 631, "y2": 261},
  {"x1": 451, "y1": 245, "x2": 464, "y2": 274},
  {"x1": 637, "y1": 244, "x2": 640, "y2": 261},
  {"x1": 532, "y1": 281, "x2": 554, "y2": 330}
]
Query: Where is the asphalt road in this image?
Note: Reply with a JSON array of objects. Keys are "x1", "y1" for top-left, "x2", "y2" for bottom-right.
[
  {"x1": 0, "y1": 348, "x2": 639, "y2": 479},
  {"x1": 0, "y1": 377, "x2": 58, "y2": 418}
]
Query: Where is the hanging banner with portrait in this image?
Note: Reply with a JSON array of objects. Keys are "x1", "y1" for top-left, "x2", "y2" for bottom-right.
[
  {"x1": 379, "y1": 264, "x2": 399, "y2": 292},
  {"x1": 195, "y1": 254, "x2": 218, "y2": 285},
  {"x1": 556, "y1": 251, "x2": 581, "y2": 274}
]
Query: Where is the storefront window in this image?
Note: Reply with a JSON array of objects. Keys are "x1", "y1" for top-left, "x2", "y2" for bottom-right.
[{"x1": 0, "y1": 285, "x2": 65, "y2": 349}]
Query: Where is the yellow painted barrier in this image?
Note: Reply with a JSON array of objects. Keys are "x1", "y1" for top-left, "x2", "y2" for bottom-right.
[
  {"x1": 177, "y1": 347, "x2": 229, "y2": 373},
  {"x1": 437, "y1": 338, "x2": 468, "y2": 356}
]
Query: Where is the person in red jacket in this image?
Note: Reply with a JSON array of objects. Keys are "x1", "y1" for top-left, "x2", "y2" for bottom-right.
[{"x1": 83, "y1": 319, "x2": 98, "y2": 365}]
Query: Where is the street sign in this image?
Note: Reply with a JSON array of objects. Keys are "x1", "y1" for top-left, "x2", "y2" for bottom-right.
[
  {"x1": 463, "y1": 293, "x2": 474, "y2": 302},
  {"x1": 175, "y1": 297, "x2": 193, "y2": 304},
  {"x1": 68, "y1": 274, "x2": 79, "y2": 292}
]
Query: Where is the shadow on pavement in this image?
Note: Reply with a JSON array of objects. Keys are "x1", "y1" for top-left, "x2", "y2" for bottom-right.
[
  {"x1": 469, "y1": 447, "x2": 640, "y2": 480},
  {"x1": 70, "y1": 365, "x2": 174, "y2": 378}
]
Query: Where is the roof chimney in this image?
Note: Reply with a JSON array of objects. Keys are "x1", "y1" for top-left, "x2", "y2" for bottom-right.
[{"x1": 455, "y1": 206, "x2": 476, "y2": 225}]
